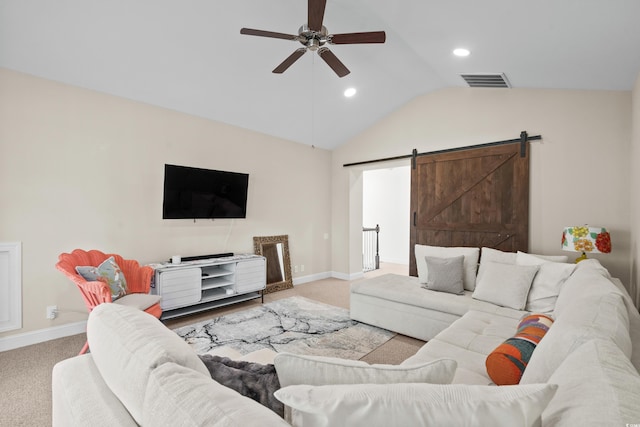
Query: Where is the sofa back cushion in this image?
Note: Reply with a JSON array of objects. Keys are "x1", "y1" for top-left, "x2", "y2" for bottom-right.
[
  {"x1": 275, "y1": 382, "x2": 557, "y2": 427},
  {"x1": 143, "y1": 362, "x2": 289, "y2": 427},
  {"x1": 554, "y1": 259, "x2": 640, "y2": 372},
  {"x1": 87, "y1": 303, "x2": 210, "y2": 424},
  {"x1": 540, "y1": 339, "x2": 640, "y2": 426},
  {"x1": 553, "y1": 259, "x2": 613, "y2": 318},
  {"x1": 521, "y1": 291, "x2": 632, "y2": 384},
  {"x1": 274, "y1": 353, "x2": 456, "y2": 387}
]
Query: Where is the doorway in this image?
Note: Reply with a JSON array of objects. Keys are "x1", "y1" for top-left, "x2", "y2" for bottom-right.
[{"x1": 362, "y1": 165, "x2": 411, "y2": 268}]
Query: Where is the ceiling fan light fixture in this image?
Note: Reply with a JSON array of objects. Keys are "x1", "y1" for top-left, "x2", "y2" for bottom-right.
[
  {"x1": 344, "y1": 87, "x2": 357, "y2": 97},
  {"x1": 453, "y1": 48, "x2": 471, "y2": 57},
  {"x1": 240, "y1": 0, "x2": 386, "y2": 77},
  {"x1": 307, "y1": 38, "x2": 321, "y2": 50}
]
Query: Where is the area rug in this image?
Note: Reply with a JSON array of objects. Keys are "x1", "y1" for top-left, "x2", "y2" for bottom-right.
[{"x1": 173, "y1": 296, "x2": 395, "y2": 360}]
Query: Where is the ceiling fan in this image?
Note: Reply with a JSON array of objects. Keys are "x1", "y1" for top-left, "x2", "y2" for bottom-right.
[{"x1": 240, "y1": 0, "x2": 386, "y2": 78}]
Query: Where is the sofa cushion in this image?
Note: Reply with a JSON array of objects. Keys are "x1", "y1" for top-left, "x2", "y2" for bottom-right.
[
  {"x1": 472, "y1": 261, "x2": 539, "y2": 310},
  {"x1": 274, "y1": 382, "x2": 557, "y2": 427},
  {"x1": 559, "y1": 259, "x2": 640, "y2": 372},
  {"x1": 540, "y1": 339, "x2": 640, "y2": 426},
  {"x1": 485, "y1": 314, "x2": 554, "y2": 385},
  {"x1": 516, "y1": 252, "x2": 576, "y2": 313},
  {"x1": 143, "y1": 362, "x2": 289, "y2": 427},
  {"x1": 274, "y1": 353, "x2": 456, "y2": 387},
  {"x1": 52, "y1": 354, "x2": 138, "y2": 427},
  {"x1": 113, "y1": 292, "x2": 162, "y2": 311},
  {"x1": 87, "y1": 303, "x2": 210, "y2": 424},
  {"x1": 554, "y1": 259, "x2": 617, "y2": 318},
  {"x1": 520, "y1": 292, "x2": 632, "y2": 384},
  {"x1": 422, "y1": 255, "x2": 465, "y2": 294},
  {"x1": 402, "y1": 310, "x2": 522, "y2": 385},
  {"x1": 415, "y1": 245, "x2": 479, "y2": 291},
  {"x1": 351, "y1": 274, "x2": 526, "y2": 319}
]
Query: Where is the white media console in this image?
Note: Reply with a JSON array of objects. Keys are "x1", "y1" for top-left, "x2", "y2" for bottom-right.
[{"x1": 151, "y1": 254, "x2": 266, "y2": 320}]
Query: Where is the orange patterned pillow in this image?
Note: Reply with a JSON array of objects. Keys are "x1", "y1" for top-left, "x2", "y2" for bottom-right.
[{"x1": 485, "y1": 314, "x2": 554, "y2": 385}]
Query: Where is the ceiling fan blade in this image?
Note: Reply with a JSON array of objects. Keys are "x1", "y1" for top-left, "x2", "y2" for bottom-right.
[
  {"x1": 329, "y1": 31, "x2": 386, "y2": 44},
  {"x1": 317, "y1": 47, "x2": 350, "y2": 78},
  {"x1": 273, "y1": 48, "x2": 307, "y2": 74},
  {"x1": 308, "y1": 0, "x2": 327, "y2": 32},
  {"x1": 240, "y1": 28, "x2": 298, "y2": 41}
]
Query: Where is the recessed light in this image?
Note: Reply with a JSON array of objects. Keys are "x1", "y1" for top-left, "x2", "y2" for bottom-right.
[
  {"x1": 453, "y1": 48, "x2": 470, "y2": 57},
  {"x1": 344, "y1": 87, "x2": 357, "y2": 98}
]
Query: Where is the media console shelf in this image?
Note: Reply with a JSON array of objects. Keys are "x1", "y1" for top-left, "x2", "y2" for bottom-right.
[{"x1": 151, "y1": 254, "x2": 266, "y2": 320}]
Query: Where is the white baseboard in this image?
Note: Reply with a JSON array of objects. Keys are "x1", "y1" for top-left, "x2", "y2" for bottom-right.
[
  {"x1": 0, "y1": 320, "x2": 86, "y2": 352},
  {"x1": 1, "y1": 270, "x2": 366, "y2": 352},
  {"x1": 292, "y1": 271, "x2": 332, "y2": 285},
  {"x1": 380, "y1": 258, "x2": 409, "y2": 266},
  {"x1": 330, "y1": 271, "x2": 364, "y2": 281},
  {"x1": 293, "y1": 270, "x2": 364, "y2": 284}
]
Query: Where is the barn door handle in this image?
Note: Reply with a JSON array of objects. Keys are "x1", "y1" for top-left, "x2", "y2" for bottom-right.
[{"x1": 413, "y1": 212, "x2": 417, "y2": 226}]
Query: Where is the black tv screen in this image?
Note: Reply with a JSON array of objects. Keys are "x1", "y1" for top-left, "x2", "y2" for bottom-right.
[{"x1": 162, "y1": 164, "x2": 249, "y2": 219}]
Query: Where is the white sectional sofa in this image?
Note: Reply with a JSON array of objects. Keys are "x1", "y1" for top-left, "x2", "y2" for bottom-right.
[
  {"x1": 349, "y1": 247, "x2": 640, "y2": 425},
  {"x1": 52, "y1": 248, "x2": 640, "y2": 426}
]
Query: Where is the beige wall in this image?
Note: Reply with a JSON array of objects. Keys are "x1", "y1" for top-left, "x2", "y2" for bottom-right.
[
  {"x1": 631, "y1": 73, "x2": 640, "y2": 307},
  {"x1": 0, "y1": 68, "x2": 332, "y2": 338},
  {"x1": 2, "y1": 67, "x2": 637, "y2": 342},
  {"x1": 332, "y1": 87, "x2": 632, "y2": 291}
]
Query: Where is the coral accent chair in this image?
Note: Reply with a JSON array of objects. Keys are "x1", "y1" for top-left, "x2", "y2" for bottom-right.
[{"x1": 56, "y1": 249, "x2": 162, "y2": 354}]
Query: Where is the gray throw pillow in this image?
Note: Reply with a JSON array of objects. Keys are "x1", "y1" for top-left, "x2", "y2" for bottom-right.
[{"x1": 422, "y1": 255, "x2": 465, "y2": 295}]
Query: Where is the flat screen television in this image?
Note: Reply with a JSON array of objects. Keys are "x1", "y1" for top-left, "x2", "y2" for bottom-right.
[{"x1": 162, "y1": 164, "x2": 249, "y2": 219}]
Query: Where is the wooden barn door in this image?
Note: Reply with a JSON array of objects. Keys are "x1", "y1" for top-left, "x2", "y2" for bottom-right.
[{"x1": 409, "y1": 142, "x2": 529, "y2": 276}]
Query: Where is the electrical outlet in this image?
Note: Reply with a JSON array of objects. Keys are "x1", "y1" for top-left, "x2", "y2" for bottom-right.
[
  {"x1": 294, "y1": 265, "x2": 299, "y2": 273},
  {"x1": 301, "y1": 264, "x2": 305, "y2": 272},
  {"x1": 46, "y1": 305, "x2": 58, "y2": 320}
]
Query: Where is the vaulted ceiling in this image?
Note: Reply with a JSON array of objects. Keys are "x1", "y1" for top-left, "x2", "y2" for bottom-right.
[{"x1": 2, "y1": 0, "x2": 640, "y2": 150}]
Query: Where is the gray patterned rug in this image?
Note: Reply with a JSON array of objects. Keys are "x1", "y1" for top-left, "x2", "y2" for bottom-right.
[{"x1": 173, "y1": 296, "x2": 395, "y2": 360}]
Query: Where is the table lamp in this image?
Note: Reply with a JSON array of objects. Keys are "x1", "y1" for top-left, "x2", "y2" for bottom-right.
[{"x1": 561, "y1": 225, "x2": 612, "y2": 263}]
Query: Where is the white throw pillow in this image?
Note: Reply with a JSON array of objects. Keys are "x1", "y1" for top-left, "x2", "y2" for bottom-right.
[
  {"x1": 274, "y1": 353, "x2": 456, "y2": 387},
  {"x1": 517, "y1": 251, "x2": 569, "y2": 263},
  {"x1": 480, "y1": 247, "x2": 518, "y2": 264},
  {"x1": 476, "y1": 248, "x2": 568, "y2": 290},
  {"x1": 274, "y1": 382, "x2": 557, "y2": 427},
  {"x1": 415, "y1": 245, "x2": 479, "y2": 291},
  {"x1": 516, "y1": 252, "x2": 576, "y2": 313},
  {"x1": 472, "y1": 261, "x2": 539, "y2": 310}
]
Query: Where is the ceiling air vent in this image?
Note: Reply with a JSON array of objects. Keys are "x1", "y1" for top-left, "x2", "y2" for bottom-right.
[{"x1": 460, "y1": 73, "x2": 511, "y2": 88}]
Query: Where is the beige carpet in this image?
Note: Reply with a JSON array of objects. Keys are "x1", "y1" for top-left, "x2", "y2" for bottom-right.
[{"x1": 0, "y1": 263, "x2": 422, "y2": 426}]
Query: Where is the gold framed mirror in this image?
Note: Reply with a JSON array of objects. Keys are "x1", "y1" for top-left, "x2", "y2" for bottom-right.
[{"x1": 253, "y1": 235, "x2": 293, "y2": 294}]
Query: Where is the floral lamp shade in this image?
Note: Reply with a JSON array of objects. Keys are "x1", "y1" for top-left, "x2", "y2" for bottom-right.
[{"x1": 561, "y1": 226, "x2": 612, "y2": 262}]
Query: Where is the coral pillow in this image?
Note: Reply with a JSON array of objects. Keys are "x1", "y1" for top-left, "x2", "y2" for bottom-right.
[{"x1": 486, "y1": 314, "x2": 554, "y2": 385}]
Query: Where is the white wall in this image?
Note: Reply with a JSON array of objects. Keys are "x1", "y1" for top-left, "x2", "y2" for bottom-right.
[
  {"x1": 363, "y1": 166, "x2": 410, "y2": 265},
  {"x1": 0, "y1": 68, "x2": 332, "y2": 340},
  {"x1": 631, "y1": 72, "x2": 640, "y2": 307},
  {"x1": 332, "y1": 87, "x2": 632, "y2": 289}
]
